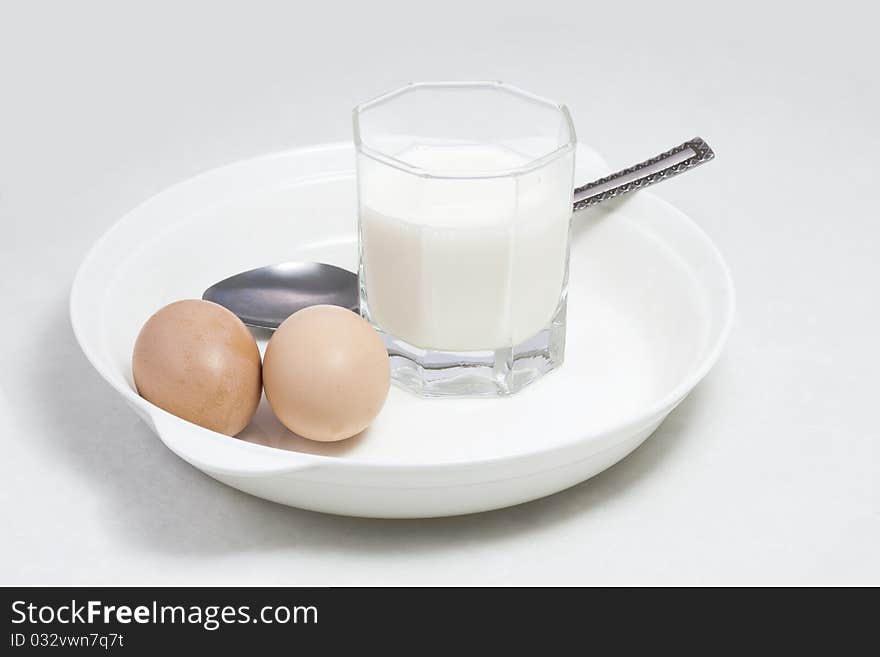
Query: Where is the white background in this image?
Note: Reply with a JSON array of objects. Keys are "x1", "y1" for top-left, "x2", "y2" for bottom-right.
[{"x1": 1, "y1": 0, "x2": 878, "y2": 585}]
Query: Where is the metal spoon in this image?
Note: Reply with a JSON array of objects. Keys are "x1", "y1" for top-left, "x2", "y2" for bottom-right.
[{"x1": 204, "y1": 137, "x2": 714, "y2": 329}]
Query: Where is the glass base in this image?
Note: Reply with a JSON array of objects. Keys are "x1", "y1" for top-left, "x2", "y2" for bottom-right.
[{"x1": 374, "y1": 303, "x2": 566, "y2": 398}]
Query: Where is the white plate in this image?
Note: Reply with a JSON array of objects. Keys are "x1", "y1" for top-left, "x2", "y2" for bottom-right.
[{"x1": 70, "y1": 142, "x2": 734, "y2": 518}]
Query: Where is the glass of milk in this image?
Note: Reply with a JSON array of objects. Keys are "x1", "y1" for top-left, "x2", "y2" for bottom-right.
[{"x1": 354, "y1": 82, "x2": 576, "y2": 397}]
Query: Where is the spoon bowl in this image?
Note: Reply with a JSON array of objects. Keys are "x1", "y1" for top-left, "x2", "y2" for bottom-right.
[{"x1": 202, "y1": 262, "x2": 358, "y2": 329}]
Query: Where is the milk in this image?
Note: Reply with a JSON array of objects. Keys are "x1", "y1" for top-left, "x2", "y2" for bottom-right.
[{"x1": 358, "y1": 143, "x2": 574, "y2": 352}]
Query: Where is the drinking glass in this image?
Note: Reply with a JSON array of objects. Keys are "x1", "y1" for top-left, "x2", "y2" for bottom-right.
[{"x1": 353, "y1": 81, "x2": 576, "y2": 396}]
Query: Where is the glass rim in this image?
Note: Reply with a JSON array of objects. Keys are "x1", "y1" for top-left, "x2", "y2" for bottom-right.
[{"x1": 352, "y1": 81, "x2": 577, "y2": 180}]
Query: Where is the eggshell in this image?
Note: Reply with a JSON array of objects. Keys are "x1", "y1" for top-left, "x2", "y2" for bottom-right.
[
  {"x1": 132, "y1": 299, "x2": 262, "y2": 436},
  {"x1": 263, "y1": 305, "x2": 390, "y2": 442}
]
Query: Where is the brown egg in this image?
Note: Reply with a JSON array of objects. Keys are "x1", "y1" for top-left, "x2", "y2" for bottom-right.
[
  {"x1": 263, "y1": 305, "x2": 390, "y2": 442},
  {"x1": 132, "y1": 299, "x2": 262, "y2": 436}
]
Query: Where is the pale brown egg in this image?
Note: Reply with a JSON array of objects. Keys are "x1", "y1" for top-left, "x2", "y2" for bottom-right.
[
  {"x1": 263, "y1": 305, "x2": 390, "y2": 442},
  {"x1": 132, "y1": 299, "x2": 262, "y2": 436}
]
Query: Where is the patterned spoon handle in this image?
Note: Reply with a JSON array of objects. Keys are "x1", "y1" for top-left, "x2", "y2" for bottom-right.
[{"x1": 573, "y1": 137, "x2": 715, "y2": 211}]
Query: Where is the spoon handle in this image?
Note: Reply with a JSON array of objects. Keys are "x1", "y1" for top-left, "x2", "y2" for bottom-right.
[{"x1": 572, "y1": 137, "x2": 715, "y2": 211}]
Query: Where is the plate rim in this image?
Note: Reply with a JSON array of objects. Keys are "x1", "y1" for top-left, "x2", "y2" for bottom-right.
[{"x1": 70, "y1": 141, "x2": 735, "y2": 475}]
